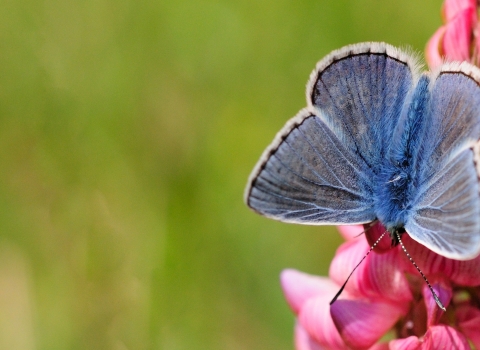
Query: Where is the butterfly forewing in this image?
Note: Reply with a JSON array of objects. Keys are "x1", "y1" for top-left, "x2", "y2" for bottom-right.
[{"x1": 308, "y1": 43, "x2": 418, "y2": 171}]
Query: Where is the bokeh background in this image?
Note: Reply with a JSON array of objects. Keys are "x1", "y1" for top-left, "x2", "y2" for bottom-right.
[{"x1": 0, "y1": 0, "x2": 442, "y2": 349}]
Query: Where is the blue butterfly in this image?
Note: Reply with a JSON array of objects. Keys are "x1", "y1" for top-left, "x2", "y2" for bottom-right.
[{"x1": 245, "y1": 42, "x2": 480, "y2": 261}]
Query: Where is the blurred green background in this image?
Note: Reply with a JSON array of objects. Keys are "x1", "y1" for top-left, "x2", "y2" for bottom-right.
[{"x1": 0, "y1": 0, "x2": 441, "y2": 349}]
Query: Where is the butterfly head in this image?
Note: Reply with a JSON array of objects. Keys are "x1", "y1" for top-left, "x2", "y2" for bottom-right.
[{"x1": 387, "y1": 226, "x2": 406, "y2": 246}]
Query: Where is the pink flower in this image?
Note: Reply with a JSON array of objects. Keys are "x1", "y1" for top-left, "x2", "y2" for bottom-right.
[
  {"x1": 426, "y1": 0, "x2": 480, "y2": 69},
  {"x1": 281, "y1": 224, "x2": 480, "y2": 349}
]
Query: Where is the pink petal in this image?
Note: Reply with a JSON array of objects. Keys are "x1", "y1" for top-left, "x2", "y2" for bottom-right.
[
  {"x1": 456, "y1": 304, "x2": 480, "y2": 348},
  {"x1": 422, "y1": 281, "x2": 452, "y2": 326},
  {"x1": 394, "y1": 299, "x2": 428, "y2": 338},
  {"x1": 442, "y1": 8, "x2": 475, "y2": 62},
  {"x1": 389, "y1": 336, "x2": 422, "y2": 350},
  {"x1": 329, "y1": 239, "x2": 412, "y2": 303},
  {"x1": 368, "y1": 343, "x2": 390, "y2": 350},
  {"x1": 442, "y1": 0, "x2": 476, "y2": 22},
  {"x1": 451, "y1": 255, "x2": 480, "y2": 285},
  {"x1": 336, "y1": 225, "x2": 364, "y2": 241},
  {"x1": 298, "y1": 295, "x2": 348, "y2": 350},
  {"x1": 364, "y1": 222, "x2": 393, "y2": 253},
  {"x1": 280, "y1": 269, "x2": 339, "y2": 315},
  {"x1": 294, "y1": 322, "x2": 327, "y2": 350},
  {"x1": 401, "y1": 234, "x2": 480, "y2": 286},
  {"x1": 421, "y1": 325, "x2": 470, "y2": 349},
  {"x1": 425, "y1": 26, "x2": 446, "y2": 69},
  {"x1": 330, "y1": 299, "x2": 406, "y2": 349},
  {"x1": 455, "y1": 303, "x2": 480, "y2": 320},
  {"x1": 329, "y1": 239, "x2": 367, "y2": 296}
]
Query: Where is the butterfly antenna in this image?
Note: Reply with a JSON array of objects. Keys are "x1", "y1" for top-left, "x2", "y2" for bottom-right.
[
  {"x1": 394, "y1": 231, "x2": 446, "y2": 312},
  {"x1": 330, "y1": 229, "x2": 387, "y2": 305}
]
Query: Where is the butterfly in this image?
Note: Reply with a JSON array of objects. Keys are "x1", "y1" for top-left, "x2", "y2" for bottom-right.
[{"x1": 244, "y1": 42, "x2": 480, "y2": 261}]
